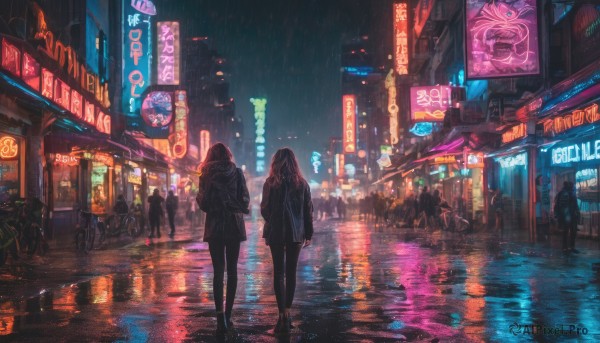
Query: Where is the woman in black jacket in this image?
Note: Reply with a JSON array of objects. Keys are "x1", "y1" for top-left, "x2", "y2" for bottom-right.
[
  {"x1": 196, "y1": 143, "x2": 250, "y2": 333},
  {"x1": 261, "y1": 148, "x2": 313, "y2": 333}
]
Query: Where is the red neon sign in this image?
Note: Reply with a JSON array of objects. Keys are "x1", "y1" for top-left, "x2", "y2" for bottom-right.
[
  {"x1": 53, "y1": 78, "x2": 71, "y2": 110},
  {"x1": 84, "y1": 101, "x2": 95, "y2": 125},
  {"x1": 54, "y1": 153, "x2": 80, "y2": 166},
  {"x1": 502, "y1": 123, "x2": 527, "y2": 144},
  {"x1": 41, "y1": 68, "x2": 54, "y2": 99},
  {"x1": 1, "y1": 39, "x2": 21, "y2": 77},
  {"x1": 542, "y1": 103, "x2": 599, "y2": 136},
  {"x1": 393, "y1": 3, "x2": 409, "y2": 75},
  {"x1": 70, "y1": 90, "x2": 83, "y2": 119},
  {"x1": 343, "y1": 95, "x2": 356, "y2": 153},
  {"x1": 0, "y1": 136, "x2": 18, "y2": 160},
  {"x1": 22, "y1": 53, "x2": 40, "y2": 91}
]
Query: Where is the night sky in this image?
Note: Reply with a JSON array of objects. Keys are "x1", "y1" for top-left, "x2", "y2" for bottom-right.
[{"x1": 157, "y1": 0, "x2": 375, "y2": 174}]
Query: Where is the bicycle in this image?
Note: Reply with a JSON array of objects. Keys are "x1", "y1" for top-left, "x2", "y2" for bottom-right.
[
  {"x1": 75, "y1": 210, "x2": 106, "y2": 253},
  {"x1": 105, "y1": 209, "x2": 142, "y2": 238}
]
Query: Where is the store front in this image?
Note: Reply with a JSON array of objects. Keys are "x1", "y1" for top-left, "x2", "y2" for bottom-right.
[
  {"x1": 0, "y1": 133, "x2": 25, "y2": 202},
  {"x1": 488, "y1": 150, "x2": 530, "y2": 231}
]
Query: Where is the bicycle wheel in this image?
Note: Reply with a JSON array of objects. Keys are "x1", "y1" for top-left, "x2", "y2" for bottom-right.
[
  {"x1": 24, "y1": 224, "x2": 40, "y2": 257},
  {"x1": 104, "y1": 215, "x2": 118, "y2": 238},
  {"x1": 127, "y1": 217, "x2": 142, "y2": 237},
  {"x1": 85, "y1": 224, "x2": 95, "y2": 252}
]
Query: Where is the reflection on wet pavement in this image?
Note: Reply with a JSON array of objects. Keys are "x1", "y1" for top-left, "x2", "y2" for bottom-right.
[{"x1": 1, "y1": 220, "x2": 599, "y2": 342}]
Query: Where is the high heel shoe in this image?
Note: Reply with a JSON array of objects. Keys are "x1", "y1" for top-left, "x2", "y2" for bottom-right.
[{"x1": 216, "y1": 312, "x2": 228, "y2": 333}]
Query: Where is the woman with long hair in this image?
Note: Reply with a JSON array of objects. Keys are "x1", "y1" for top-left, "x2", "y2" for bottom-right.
[
  {"x1": 261, "y1": 148, "x2": 314, "y2": 333},
  {"x1": 196, "y1": 142, "x2": 250, "y2": 333}
]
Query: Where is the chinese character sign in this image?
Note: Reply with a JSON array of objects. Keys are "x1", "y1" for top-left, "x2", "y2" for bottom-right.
[
  {"x1": 251, "y1": 98, "x2": 267, "y2": 174},
  {"x1": 410, "y1": 86, "x2": 452, "y2": 122},
  {"x1": 393, "y1": 3, "x2": 409, "y2": 75},
  {"x1": 122, "y1": 2, "x2": 153, "y2": 119},
  {"x1": 343, "y1": 95, "x2": 356, "y2": 153},
  {"x1": 466, "y1": 0, "x2": 540, "y2": 79},
  {"x1": 157, "y1": 21, "x2": 180, "y2": 85}
]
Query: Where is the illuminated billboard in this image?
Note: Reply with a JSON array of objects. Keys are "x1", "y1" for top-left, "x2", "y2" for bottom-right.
[
  {"x1": 385, "y1": 69, "x2": 399, "y2": 145},
  {"x1": 410, "y1": 86, "x2": 452, "y2": 122},
  {"x1": 393, "y1": 2, "x2": 409, "y2": 75},
  {"x1": 156, "y1": 21, "x2": 180, "y2": 85},
  {"x1": 141, "y1": 91, "x2": 173, "y2": 128},
  {"x1": 342, "y1": 95, "x2": 356, "y2": 153},
  {"x1": 466, "y1": 0, "x2": 540, "y2": 79},
  {"x1": 251, "y1": 98, "x2": 267, "y2": 174},
  {"x1": 123, "y1": 1, "x2": 154, "y2": 127},
  {"x1": 170, "y1": 90, "x2": 188, "y2": 158}
]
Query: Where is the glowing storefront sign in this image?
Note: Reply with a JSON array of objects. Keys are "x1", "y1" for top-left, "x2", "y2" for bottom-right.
[
  {"x1": 385, "y1": 69, "x2": 399, "y2": 145},
  {"x1": 123, "y1": 1, "x2": 153, "y2": 120},
  {"x1": 311, "y1": 151, "x2": 321, "y2": 173},
  {"x1": 171, "y1": 90, "x2": 188, "y2": 158},
  {"x1": 432, "y1": 155, "x2": 457, "y2": 164},
  {"x1": 502, "y1": 123, "x2": 527, "y2": 144},
  {"x1": 200, "y1": 130, "x2": 210, "y2": 162},
  {"x1": 128, "y1": 167, "x2": 142, "y2": 185},
  {"x1": 497, "y1": 152, "x2": 527, "y2": 168},
  {"x1": 156, "y1": 21, "x2": 180, "y2": 85},
  {"x1": 53, "y1": 153, "x2": 79, "y2": 166},
  {"x1": 542, "y1": 103, "x2": 600, "y2": 136},
  {"x1": 83, "y1": 152, "x2": 114, "y2": 167},
  {"x1": 22, "y1": 54, "x2": 39, "y2": 91},
  {"x1": 410, "y1": 86, "x2": 452, "y2": 122},
  {"x1": 466, "y1": 0, "x2": 540, "y2": 79},
  {"x1": 0, "y1": 136, "x2": 18, "y2": 160},
  {"x1": 393, "y1": 2, "x2": 409, "y2": 75},
  {"x1": 53, "y1": 79, "x2": 71, "y2": 110},
  {"x1": 335, "y1": 154, "x2": 345, "y2": 177},
  {"x1": 551, "y1": 138, "x2": 600, "y2": 166},
  {"x1": 343, "y1": 94, "x2": 356, "y2": 153},
  {"x1": 467, "y1": 153, "x2": 484, "y2": 169},
  {"x1": 251, "y1": 98, "x2": 267, "y2": 173}
]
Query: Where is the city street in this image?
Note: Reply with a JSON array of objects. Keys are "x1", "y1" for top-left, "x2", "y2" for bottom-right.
[{"x1": 1, "y1": 216, "x2": 599, "y2": 342}]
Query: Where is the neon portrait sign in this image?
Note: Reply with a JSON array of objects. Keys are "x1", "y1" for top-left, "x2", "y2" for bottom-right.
[{"x1": 466, "y1": 0, "x2": 540, "y2": 79}]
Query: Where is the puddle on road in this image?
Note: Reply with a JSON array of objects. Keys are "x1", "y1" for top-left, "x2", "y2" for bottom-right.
[{"x1": 0, "y1": 223, "x2": 599, "y2": 341}]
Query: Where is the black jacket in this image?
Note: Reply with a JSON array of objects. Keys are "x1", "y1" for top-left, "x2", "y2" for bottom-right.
[
  {"x1": 261, "y1": 177, "x2": 313, "y2": 245},
  {"x1": 197, "y1": 161, "x2": 250, "y2": 242}
]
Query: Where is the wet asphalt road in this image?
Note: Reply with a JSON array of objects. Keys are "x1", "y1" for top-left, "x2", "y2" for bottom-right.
[{"x1": 1, "y1": 215, "x2": 600, "y2": 342}]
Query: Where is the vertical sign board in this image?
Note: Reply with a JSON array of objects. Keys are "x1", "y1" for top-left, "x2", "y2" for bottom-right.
[
  {"x1": 385, "y1": 69, "x2": 399, "y2": 145},
  {"x1": 123, "y1": 1, "x2": 154, "y2": 127},
  {"x1": 171, "y1": 90, "x2": 188, "y2": 158},
  {"x1": 343, "y1": 95, "x2": 356, "y2": 154},
  {"x1": 251, "y1": 98, "x2": 267, "y2": 174},
  {"x1": 465, "y1": 0, "x2": 540, "y2": 79},
  {"x1": 200, "y1": 130, "x2": 210, "y2": 162},
  {"x1": 393, "y1": 2, "x2": 409, "y2": 75},
  {"x1": 156, "y1": 21, "x2": 180, "y2": 85}
]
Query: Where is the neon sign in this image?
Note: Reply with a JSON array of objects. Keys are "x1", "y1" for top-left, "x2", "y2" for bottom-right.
[
  {"x1": 123, "y1": 1, "x2": 153, "y2": 120},
  {"x1": 502, "y1": 123, "x2": 527, "y2": 144},
  {"x1": 542, "y1": 103, "x2": 599, "y2": 136},
  {"x1": 171, "y1": 90, "x2": 188, "y2": 159},
  {"x1": 409, "y1": 122, "x2": 434, "y2": 136},
  {"x1": 432, "y1": 155, "x2": 457, "y2": 165},
  {"x1": 251, "y1": 98, "x2": 267, "y2": 173},
  {"x1": 385, "y1": 69, "x2": 399, "y2": 145},
  {"x1": 343, "y1": 94, "x2": 356, "y2": 153},
  {"x1": 311, "y1": 151, "x2": 322, "y2": 173},
  {"x1": 466, "y1": 0, "x2": 540, "y2": 79},
  {"x1": 393, "y1": 2, "x2": 409, "y2": 75},
  {"x1": 1, "y1": 39, "x2": 20, "y2": 77},
  {"x1": 551, "y1": 138, "x2": 600, "y2": 166},
  {"x1": 0, "y1": 136, "x2": 18, "y2": 160},
  {"x1": 200, "y1": 130, "x2": 210, "y2": 162},
  {"x1": 497, "y1": 152, "x2": 527, "y2": 168},
  {"x1": 53, "y1": 153, "x2": 79, "y2": 166},
  {"x1": 410, "y1": 86, "x2": 452, "y2": 122},
  {"x1": 157, "y1": 21, "x2": 180, "y2": 85},
  {"x1": 467, "y1": 153, "x2": 484, "y2": 169},
  {"x1": 22, "y1": 53, "x2": 40, "y2": 91},
  {"x1": 335, "y1": 154, "x2": 345, "y2": 177}
]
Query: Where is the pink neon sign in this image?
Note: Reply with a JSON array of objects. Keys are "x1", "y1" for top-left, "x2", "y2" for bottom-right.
[
  {"x1": 157, "y1": 21, "x2": 180, "y2": 85},
  {"x1": 466, "y1": 0, "x2": 540, "y2": 79},
  {"x1": 410, "y1": 86, "x2": 452, "y2": 122}
]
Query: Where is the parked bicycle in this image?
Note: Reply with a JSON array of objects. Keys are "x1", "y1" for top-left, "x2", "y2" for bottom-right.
[
  {"x1": 440, "y1": 206, "x2": 470, "y2": 233},
  {"x1": 0, "y1": 202, "x2": 19, "y2": 266},
  {"x1": 75, "y1": 209, "x2": 106, "y2": 253},
  {"x1": 105, "y1": 208, "x2": 143, "y2": 238}
]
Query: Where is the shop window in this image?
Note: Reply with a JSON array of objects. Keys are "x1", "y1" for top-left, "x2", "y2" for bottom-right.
[
  {"x1": 0, "y1": 135, "x2": 21, "y2": 202},
  {"x1": 90, "y1": 162, "x2": 108, "y2": 215},
  {"x1": 147, "y1": 171, "x2": 167, "y2": 197},
  {"x1": 52, "y1": 163, "x2": 78, "y2": 210}
]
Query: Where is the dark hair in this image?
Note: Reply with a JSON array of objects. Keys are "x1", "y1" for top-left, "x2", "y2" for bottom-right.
[
  {"x1": 200, "y1": 142, "x2": 233, "y2": 172},
  {"x1": 268, "y1": 148, "x2": 304, "y2": 188}
]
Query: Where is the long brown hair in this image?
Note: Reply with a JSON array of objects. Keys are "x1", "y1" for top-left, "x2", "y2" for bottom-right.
[
  {"x1": 268, "y1": 148, "x2": 304, "y2": 187},
  {"x1": 200, "y1": 142, "x2": 233, "y2": 172}
]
